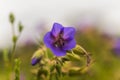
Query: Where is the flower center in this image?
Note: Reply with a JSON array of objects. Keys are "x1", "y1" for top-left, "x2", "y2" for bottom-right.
[{"x1": 54, "y1": 33, "x2": 65, "y2": 48}]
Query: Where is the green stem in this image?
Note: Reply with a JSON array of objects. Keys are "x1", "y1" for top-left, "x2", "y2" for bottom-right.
[
  {"x1": 43, "y1": 46, "x2": 48, "y2": 58},
  {"x1": 78, "y1": 46, "x2": 91, "y2": 66},
  {"x1": 11, "y1": 23, "x2": 17, "y2": 68},
  {"x1": 11, "y1": 24, "x2": 15, "y2": 36},
  {"x1": 11, "y1": 42, "x2": 16, "y2": 63}
]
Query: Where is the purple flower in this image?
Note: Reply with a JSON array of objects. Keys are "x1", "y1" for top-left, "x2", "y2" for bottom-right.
[
  {"x1": 112, "y1": 38, "x2": 120, "y2": 56},
  {"x1": 44, "y1": 23, "x2": 76, "y2": 56}
]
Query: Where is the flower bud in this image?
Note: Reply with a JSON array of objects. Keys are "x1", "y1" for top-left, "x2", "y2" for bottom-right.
[
  {"x1": 9, "y1": 13, "x2": 15, "y2": 24},
  {"x1": 31, "y1": 58, "x2": 41, "y2": 66},
  {"x1": 12, "y1": 35, "x2": 18, "y2": 43},
  {"x1": 18, "y1": 22, "x2": 23, "y2": 33},
  {"x1": 67, "y1": 53, "x2": 81, "y2": 61},
  {"x1": 31, "y1": 49, "x2": 44, "y2": 66},
  {"x1": 72, "y1": 45, "x2": 86, "y2": 56}
]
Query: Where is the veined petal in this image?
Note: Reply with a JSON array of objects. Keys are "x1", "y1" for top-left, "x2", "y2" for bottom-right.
[
  {"x1": 44, "y1": 32, "x2": 54, "y2": 48},
  {"x1": 62, "y1": 39, "x2": 76, "y2": 50},
  {"x1": 51, "y1": 23, "x2": 63, "y2": 37},
  {"x1": 50, "y1": 46, "x2": 66, "y2": 56},
  {"x1": 63, "y1": 27, "x2": 76, "y2": 40}
]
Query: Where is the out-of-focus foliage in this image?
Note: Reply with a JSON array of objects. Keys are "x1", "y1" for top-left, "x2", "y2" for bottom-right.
[{"x1": 75, "y1": 27, "x2": 120, "y2": 80}]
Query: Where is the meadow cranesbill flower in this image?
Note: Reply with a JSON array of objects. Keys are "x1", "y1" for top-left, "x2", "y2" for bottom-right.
[
  {"x1": 112, "y1": 38, "x2": 120, "y2": 56},
  {"x1": 44, "y1": 23, "x2": 76, "y2": 56}
]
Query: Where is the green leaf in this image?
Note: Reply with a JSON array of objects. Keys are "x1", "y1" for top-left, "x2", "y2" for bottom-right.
[
  {"x1": 50, "y1": 65, "x2": 55, "y2": 72},
  {"x1": 38, "y1": 69, "x2": 48, "y2": 77},
  {"x1": 42, "y1": 69, "x2": 48, "y2": 77},
  {"x1": 55, "y1": 64, "x2": 62, "y2": 77}
]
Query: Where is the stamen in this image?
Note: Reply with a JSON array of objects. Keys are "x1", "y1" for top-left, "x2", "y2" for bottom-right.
[{"x1": 54, "y1": 33, "x2": 65, "y2": 47}]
